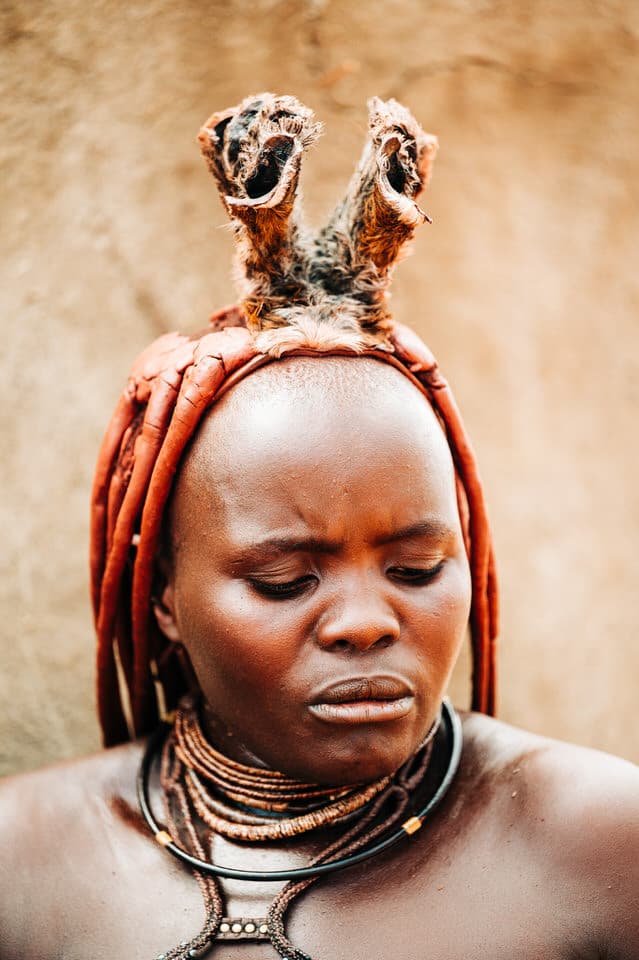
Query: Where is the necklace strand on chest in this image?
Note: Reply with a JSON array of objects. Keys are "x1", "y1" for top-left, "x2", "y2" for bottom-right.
[{"x1": 139, "y1": 698, "x2": 461, "y2": 958}]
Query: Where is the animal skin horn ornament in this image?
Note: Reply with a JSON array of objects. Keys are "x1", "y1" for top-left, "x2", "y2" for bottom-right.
[{"x1": 197, "y1": 93, "x2": 438, "y2": 353}]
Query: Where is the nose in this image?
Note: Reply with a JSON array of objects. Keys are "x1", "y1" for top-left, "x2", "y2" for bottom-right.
[{"x1": 315, "y1": 575, "x2": 401, "y2": 652}]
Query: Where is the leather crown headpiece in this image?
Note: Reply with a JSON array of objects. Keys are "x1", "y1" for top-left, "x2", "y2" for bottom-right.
[{"x1": 91, "y1": 94, "x2": 498, "y2": 747}]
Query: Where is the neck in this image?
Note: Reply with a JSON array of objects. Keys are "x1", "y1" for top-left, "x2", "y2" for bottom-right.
[
  {"x1": 171, "y1": 697, "x2": 398, "y2": 840},
  {"x1": 136, "y1": 697, "x2": 462, "y2": 880},
  {"x1": 199, "y1": 698, "x2": 274, "y2": 772},
  {"x1": 194, "y1": 692, "x2": 442, "y2": 792}
]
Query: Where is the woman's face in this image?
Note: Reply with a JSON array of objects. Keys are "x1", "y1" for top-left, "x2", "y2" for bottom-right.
[{"x1": 156, "y1": 357, "x2": 471, "y2": 784}]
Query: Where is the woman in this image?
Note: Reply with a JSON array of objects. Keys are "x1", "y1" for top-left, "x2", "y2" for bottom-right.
[{"x1": 0, "y1": 94, "x2": 637, "y2": 960}]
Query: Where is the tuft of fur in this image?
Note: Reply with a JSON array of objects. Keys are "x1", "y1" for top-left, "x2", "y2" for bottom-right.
[
  {"x1": 199, "y1": 93, "x2": 322, "y2": 331},
  {"x1": 199, "y1": 94, "x2": 437, "y2": 355}
]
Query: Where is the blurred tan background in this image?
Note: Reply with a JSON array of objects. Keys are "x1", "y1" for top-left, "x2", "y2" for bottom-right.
[{"x1": 1, "y1": 0, "x2": 638, "y2": 775}]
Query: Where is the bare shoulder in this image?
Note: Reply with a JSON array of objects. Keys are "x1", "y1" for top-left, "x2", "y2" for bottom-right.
[
  {"x1": 0, "y1": 742, "x2": 145, "y2": 915},
  {"x1": 462, "y1": 707, "x2": 638, "y2": 776},
  {"x1": 460, "y1": 710, "x2": 638, "y2": 834},
  {"x1": 459, "y1": 712, "x2": 639, "y2": 956},
  {"x1": 0, "y1": 742, "x2": 205, "y2": 959},
  {"x1": 0, "y1": 740, "x2": 143, "y2": 832}
]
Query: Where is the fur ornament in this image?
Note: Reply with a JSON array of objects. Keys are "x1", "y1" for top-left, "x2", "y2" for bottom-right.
[{"x1": 198, "y1": 93, "x2": 438, "y2": 356}]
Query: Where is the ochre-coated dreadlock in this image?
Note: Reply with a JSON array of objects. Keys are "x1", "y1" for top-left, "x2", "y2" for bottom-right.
[{"x1": 91, "y1": 93, "x2": 498, "y2": 748}]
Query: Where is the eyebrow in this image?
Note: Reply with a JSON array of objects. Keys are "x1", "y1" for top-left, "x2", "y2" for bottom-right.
[
  {"x1": 230, "y1": 520, "x2": 454, "y2": 567},
  {"x1": 230, "y1": 537, "x2": 340, "y2": 567},
  {"x1": 373, "y1": 519, "x2": 455, "y2": 546}
]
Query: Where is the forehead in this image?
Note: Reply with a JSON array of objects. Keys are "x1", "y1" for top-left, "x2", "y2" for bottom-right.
[
  {"x1": 171, "y1": 357, "x2": 459, "y2": 544},
  {"x1": 192, "y1": 354, "x2": 447, "y2": 458}
]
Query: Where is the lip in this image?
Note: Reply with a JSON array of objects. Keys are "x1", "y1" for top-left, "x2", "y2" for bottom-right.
[
  {"x1": 311, "y1": 675, "x2": 413, "y2": 703},
  {"x1": 308, "y1": 697, "x2": 414, "y2": 724},
  {"x1": 308, "y1": 675, "x2": 415, "y2": 725}
]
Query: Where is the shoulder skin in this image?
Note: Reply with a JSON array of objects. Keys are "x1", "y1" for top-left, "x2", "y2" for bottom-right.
[{"x1": 458, "y1": 713, "x2": 639, "y2": 960}]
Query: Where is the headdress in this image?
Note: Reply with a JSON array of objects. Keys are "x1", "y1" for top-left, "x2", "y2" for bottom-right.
[{"x1": 91, "y1": 93, "x2": 498, "y2": 747}]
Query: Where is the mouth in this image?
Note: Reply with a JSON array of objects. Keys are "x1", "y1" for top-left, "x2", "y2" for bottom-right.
[{"x1": 308, "y1": 676, "x2": 415, "y2": 725}]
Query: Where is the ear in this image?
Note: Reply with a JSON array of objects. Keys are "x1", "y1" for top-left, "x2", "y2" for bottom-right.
[{"x1": 152, "y1": 566, "x2": 181, "y2": 643}]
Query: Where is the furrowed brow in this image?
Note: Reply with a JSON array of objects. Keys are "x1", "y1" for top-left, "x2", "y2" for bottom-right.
[
  {"x1": 374, "y1": 519, "x2": 455, "y2": 547},
  {"x1": 230, "y1": 522, "x2": 454, "y2": 568},
  {"x1": 230, "y1": 536, "x2": 341, "y2": 567}
]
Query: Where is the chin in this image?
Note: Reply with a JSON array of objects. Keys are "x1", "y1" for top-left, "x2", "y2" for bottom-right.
[{"x1": 297, "y1": 728, "x2": 421, "y2": 786}]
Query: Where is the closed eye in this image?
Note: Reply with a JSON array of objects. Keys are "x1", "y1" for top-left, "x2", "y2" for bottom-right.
[
  {"x1": 388, "y1": 562, "x2": 444, "y2": 585},
  {"x1": 249, "y1": 575, "x2": 317, "y2": 600}
]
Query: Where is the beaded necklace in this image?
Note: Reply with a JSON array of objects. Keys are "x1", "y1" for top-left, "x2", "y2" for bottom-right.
[{"x1": 138, "y1": 698, "x2": 462, "y2": 960}]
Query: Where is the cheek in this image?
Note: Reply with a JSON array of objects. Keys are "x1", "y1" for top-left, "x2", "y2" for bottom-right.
[
  {"x1": 174, "y1": 577, "x2": 299, "y2": 685},
  {"x1": 411, "y1": 558, "x2": 472, "y2": 667},
  {"x1": 445, "y1": 555, "x2": 473, "y2": 632}
]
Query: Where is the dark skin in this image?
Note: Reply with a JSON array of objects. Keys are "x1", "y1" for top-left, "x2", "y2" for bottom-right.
[{"x1": 1, "y1": 358, "x2": 637, "y2": 960}]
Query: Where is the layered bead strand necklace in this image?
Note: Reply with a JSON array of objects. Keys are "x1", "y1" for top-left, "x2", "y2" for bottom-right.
[
  {"x1": 139, "y1": 697, "x2": 462, "y2": 960},
  {"x1": 173, "y1": 704, "x2": 394, "y2": 840}
]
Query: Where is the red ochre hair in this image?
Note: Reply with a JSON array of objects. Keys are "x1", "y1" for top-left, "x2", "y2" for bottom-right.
[{"x1": 91, "y1": 94, "x2": 498, "y2": 747}]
